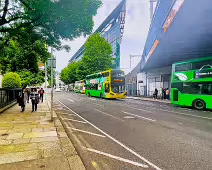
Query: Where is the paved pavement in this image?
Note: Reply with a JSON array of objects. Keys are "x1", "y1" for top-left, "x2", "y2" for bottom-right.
[
  {"x1": 0, "y1": 98, "x2": 85, "y2": 170},
  {"x1": 55, "y1": 91, "x2": 212, "y2": 170}
]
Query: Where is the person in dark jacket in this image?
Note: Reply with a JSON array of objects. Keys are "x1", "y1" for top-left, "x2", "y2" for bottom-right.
[
  {"x1": 17, "y1": 89, "x2": 27, "y2": 112},
  {"x1": 162, "y1": 88, "x2": 166, "y2": 100},
  {"x1": 26, "y1": 88, "x2": 30, "y2": 103},
  {"x1": 30, "y1": 88, "x2": 39, "y2": 112},
  {"x1": 153, "y1": 88, "x2": 158, "y2": 99},
  {"x1": 38, "y1": 88, "x2": 44, "y2": 103}
]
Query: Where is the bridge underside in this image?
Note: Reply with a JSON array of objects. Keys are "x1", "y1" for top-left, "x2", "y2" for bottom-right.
[{"x1": 143, "y1": 0, "x2": 212, "y2": 70}]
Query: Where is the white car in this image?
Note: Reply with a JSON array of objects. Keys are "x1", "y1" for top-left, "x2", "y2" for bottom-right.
[{"x1": 55, "y1": 88, "x2": 61, "y2": 92}]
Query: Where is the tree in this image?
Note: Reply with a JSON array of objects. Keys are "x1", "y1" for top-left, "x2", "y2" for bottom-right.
[
  {"x1": 2, "y1": 72, "x2": 21, "y2": 88},
  {"x1": 0, "y1": 0, "x2": 102, "y2": 50},
  {"x1": 18, "y1": 70, "x2": 45, "y2": 88},
  {"x1": 0, "y1": 29, "x2": 51, "y2": 74},
  {"x1": 76, "y1": 33, "x2": 114, "y2": 79},
  {"x1": 60, "y1": 61, "x2": 79, "y2": 84}
]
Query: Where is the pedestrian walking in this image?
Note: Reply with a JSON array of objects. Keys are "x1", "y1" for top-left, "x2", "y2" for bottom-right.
[
  {"x1": 26, "y1": 88, "x2": 30, "y2": 103},
  {"x1": 38, "y1": 88, "x2": 45, "y2": 103},
  {"x1": 30, "y1": 88, "x2": 39, "y2": 112},
  {"x1": 153, "y1": 88, "x2": 158, "y2": 99},
  {"x1": 162, "y1": 88, "x2": 166, "y2": 100},
  {"x1": 17, "y1": 89, "x2": 27, "y2": 112},
  {"x1": 166, "y1": 88, "x2": 170, "y2": 100}
]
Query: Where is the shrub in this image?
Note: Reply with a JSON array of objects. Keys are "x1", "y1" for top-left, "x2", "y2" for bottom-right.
[{"x1": 2, "y1": 72, "x2": 21, "y2": 89}]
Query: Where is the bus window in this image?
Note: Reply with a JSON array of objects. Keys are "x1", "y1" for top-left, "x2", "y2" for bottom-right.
[
  {"x1": 175, "y1": 63, "x2": 192, "y2": 72},
  {"x1": 192, "y1": 59, "x2": 212, "y2": 70},
  {"x1": 183, "y1": 82, "x2": 212, "y2": 95},
  {"x1": 102, "y1": 72, "x2": 109, "y2": 77}
]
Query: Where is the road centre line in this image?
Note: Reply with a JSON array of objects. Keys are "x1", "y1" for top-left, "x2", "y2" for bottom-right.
[
  {"x1": 123, "y1": 111, "x2": 156, "y2": 122},
  {"x1": 85, "y1": 147, "x2": 149, "y2": 168},
  {"x1": 57, "y1": 100, "x2": 162, "y2": 170},
  {"x1": 94, "y1": 109, "x2": 124, "y2": 122},
  {"x1": 70, "y1": 128, "x2": 106, "y2": 138}
]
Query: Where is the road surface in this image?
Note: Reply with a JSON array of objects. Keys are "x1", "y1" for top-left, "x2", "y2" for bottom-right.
[{"x1": 54, "y1": 91, "x2": 212, "y2": 170}]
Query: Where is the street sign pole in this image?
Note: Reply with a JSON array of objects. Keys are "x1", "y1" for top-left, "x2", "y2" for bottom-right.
[
  {"x1": 45, "y1": 62, "x2": 47, "y2": 100},
  {"x1": 51, "y1": 48, "x2": 54, "y2": 121}
]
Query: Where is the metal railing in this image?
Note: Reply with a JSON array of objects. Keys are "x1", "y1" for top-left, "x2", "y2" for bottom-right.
[{"x1": 0, "y1": 88, "x2": 22, "y2": 109}]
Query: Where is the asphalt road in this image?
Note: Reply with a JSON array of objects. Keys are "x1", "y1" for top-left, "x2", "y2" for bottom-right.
[{"x1": 54, "y1": 91, "x2": 212, "y2": 170}]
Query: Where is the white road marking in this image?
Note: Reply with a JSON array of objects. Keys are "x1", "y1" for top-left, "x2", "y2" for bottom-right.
[
  {"x1": 123, "y1": 111, "x2": 156, "y2": 122},
  {"x1": 131, "y1": 106, "x2": 212, "y2": 120},
  {"x1": 70, "y1": 128, "x2": 106, "y2": 138},
  {"x1": 94, "y1": 109, "x2": 124, "y2": 122},
  {"x1": 68, "y1": 99, "x2": 74, "y2": 103},
  {"x1": 85, "y1": 147, "x2": 148, "y2": 168},
  {"x1": 94, "y1": 103, "x2": 104, "y2": 107},
  {"x1": 160, "y1": 109, "x2": 212, "y2": 120},
  {"x1": 124, "y1": 116, "x2": 135, "y2": 119},
  {"x1": 57, "y1": 100, "x2": 162, "y2": 170},
  {"x1": 127, "y1": 106, "x2": 153, "y2": 113},
  {"x1": 89, "y1": 98, "x2": 96, "y2": 100},
  {"x1": 66, "y1": 118, "x2": 87, "y2": 124}
]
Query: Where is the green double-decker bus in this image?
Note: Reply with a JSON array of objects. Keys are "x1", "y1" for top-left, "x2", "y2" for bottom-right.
[
  {"x1": 171, "y1": 56, "x2": 212, "y2": 110},
  {"x1": 85, "y1": 69, "x2": 127, "y2": 99}
]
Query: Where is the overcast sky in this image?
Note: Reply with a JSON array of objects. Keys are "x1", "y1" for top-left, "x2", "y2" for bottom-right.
[{"x1": 54, "y1": 0, "x2": 152, "y2": 74}]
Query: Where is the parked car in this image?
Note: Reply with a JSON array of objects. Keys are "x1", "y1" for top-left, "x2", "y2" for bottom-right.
[{"x1": 55, "y1": 88, "x2": 61, "y2": 92}]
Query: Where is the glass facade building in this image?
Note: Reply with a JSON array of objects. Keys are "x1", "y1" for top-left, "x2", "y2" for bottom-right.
[{"x1": 69, "y1": 0, "x2": 126, "y2": 69}]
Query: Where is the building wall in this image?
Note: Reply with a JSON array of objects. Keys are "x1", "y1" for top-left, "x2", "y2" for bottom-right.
[
  {"x1": 126, "y1": 61, "x2": 141, "y2": 96},
  {"x1": 137, "y1": 66, "x2": 172, "y2": 96}
]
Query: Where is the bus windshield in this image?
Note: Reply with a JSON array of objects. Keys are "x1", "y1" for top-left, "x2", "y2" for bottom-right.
[{"x1": 111, "y1": 70, "x2": 125, "y2": 93}]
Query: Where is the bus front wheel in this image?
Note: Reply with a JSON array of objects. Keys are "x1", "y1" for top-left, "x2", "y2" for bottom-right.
[
  {"x1": 100, "y1": 93, "x2": 103, "y2": 99},
  {"x1": 193, "y1": 99, "x2": 206, "y2": 110}
]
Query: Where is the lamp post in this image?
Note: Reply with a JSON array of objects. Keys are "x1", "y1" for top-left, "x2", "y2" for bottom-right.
[
  {"x1": 48, "y1": 48, "x2": 56, "y2": 121},
  {"x1": 129, "y1": 55, "x2": 142, "y2": 96},
  {"x1": 45, "y1": 62, "x2": 47, "y2": 100}
]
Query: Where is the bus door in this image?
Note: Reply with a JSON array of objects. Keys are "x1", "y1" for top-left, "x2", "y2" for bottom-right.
[{"x1": 105, "y1": 83, "x2": 110, "y2": 93}]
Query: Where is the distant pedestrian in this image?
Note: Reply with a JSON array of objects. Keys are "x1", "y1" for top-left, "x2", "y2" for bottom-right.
[
  {"x1": 162, "y1": 88, "x2": 166, "y2": 100},
  {"x1": 166, "y1": 88, "x2": 170, "y2": 100},
  {"x1": 153, "y1": 88, "x2": 158, "y2": 99},
  {"x1": 17, "y1": 89, "x2": 27, "y2": 112},
  {"x1": 26, "y1": 88, "x2": 30, "y2": 103},
  {"x1": 38, "y1": 88, "x2": 45, "y2": 103},
  {"x1": 30, "y1": 89, "x2": 39, "y2": 112}
]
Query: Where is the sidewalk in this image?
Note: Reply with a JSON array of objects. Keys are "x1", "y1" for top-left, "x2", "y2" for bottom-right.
[
  {"x1": 126, "y1": 96, "x2": 171, "y2": 104},
  {"x1": 0, "y1": 99, "x2": 85, "y2": 170}
]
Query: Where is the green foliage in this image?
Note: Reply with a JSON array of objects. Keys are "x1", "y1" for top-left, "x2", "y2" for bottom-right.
[
  {"x1": 60, "y1": 61, "x2": 79, "y2": 84},
  {"x1": 2, "y1": 72, "x2": 21, "y2": 89},
  {"x1": 0, "y1": 0, "x2": 102, "y2": 50},
  {"x1": 61, "y1": 33, "x2": 114, "y2": 83},
  {"x1": 18, "y1": 70, "x2": 45, "y2": 88},
  {"x1": 0, "y1": 32, "x2": 51, "y2": 74},
  {"x1": 76, "y1": 33, "x2": 114, "y2": 79}
]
